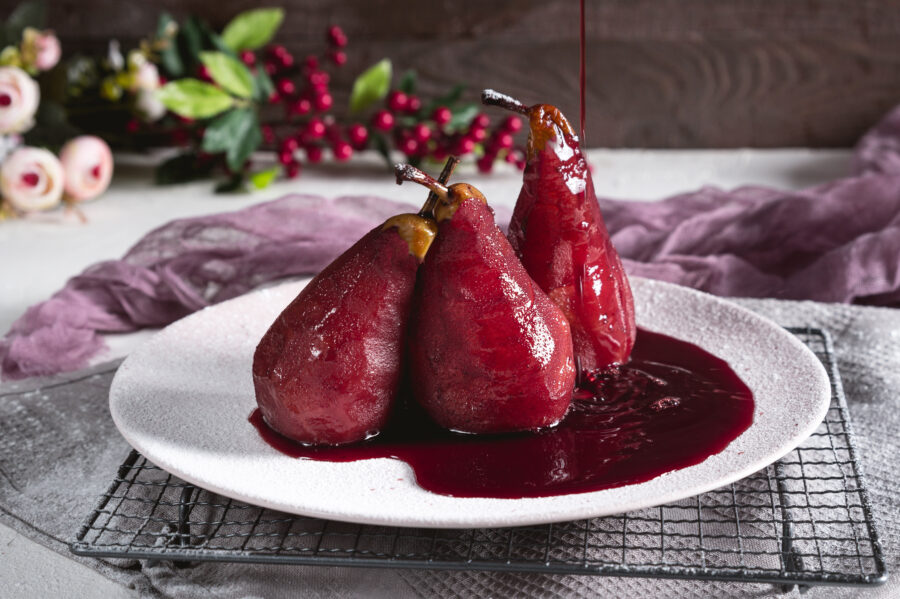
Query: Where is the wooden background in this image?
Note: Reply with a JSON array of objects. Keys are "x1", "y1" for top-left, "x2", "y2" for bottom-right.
[{"x1": 10, "y1": 0, "x2": 900, "y2": 148}]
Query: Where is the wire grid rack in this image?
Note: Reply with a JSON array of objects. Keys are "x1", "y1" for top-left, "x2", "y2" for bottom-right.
[{"x1": 70, "y1": 328, "x2": 886, "y2": 593}]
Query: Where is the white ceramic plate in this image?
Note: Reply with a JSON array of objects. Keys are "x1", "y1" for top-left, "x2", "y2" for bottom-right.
[{"x1": 110, "y1": 277, "x2": 830, "y2": 528}]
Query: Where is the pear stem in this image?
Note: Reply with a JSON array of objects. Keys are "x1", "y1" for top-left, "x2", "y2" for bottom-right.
[
  {"x1": 417, "y1": 156, "x2": 460, "y2": 218},
  {"x1": 481, "y1": 89, "x2": 529, "y2": 115},
  {"x1": 394, "y1": 163, "x2": 449, "y2": 201}
]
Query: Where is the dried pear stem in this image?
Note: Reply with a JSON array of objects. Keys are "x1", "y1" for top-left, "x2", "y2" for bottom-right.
[
  {"x1": 394, "y1": 163, "x2": 449, "y2": 200},
  {"x1": 481, "y1": 89, "x2": 529, "y2": 115},
  {"x1": 418, "y1": 156, "x2": 460, "y2": 219}
]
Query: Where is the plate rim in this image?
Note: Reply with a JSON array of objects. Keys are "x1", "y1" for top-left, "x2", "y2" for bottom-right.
[{"x1": 110, "y1": 277, "x2": 831, "y2": 528}]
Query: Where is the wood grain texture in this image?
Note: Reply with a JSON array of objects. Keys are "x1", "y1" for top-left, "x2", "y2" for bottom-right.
[{"x1": 8, "y1": 0, "x2": 900, "y2": 147}]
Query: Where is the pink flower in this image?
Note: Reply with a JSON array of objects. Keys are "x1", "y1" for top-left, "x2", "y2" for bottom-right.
[
  {"x1": 0, "y1": 66, "x2": 39, "y2": 134},
  {"x1": 21, "y1": 28, "x2": 61, "y2": 72},
  {"x1": 59, "y1": 136, "x2": 114, "y2": 203},
  {"x1": 0, "y1": 147, "x2": 64, "y2": 213}
]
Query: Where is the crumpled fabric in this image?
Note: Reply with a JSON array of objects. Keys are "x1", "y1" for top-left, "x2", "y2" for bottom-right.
[{"x1": 2, "y1": 107, "x2": 900, "y2": 380}]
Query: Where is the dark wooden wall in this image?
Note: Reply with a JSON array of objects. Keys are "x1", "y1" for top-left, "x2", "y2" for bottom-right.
[{"x1": 11, "y1": 0, "x2": 900, "y2": 147}]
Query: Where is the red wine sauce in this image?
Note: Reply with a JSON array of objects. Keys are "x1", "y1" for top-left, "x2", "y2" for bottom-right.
[{"x1": 249, "y1": 329, "x2": 754, "y2": 499}]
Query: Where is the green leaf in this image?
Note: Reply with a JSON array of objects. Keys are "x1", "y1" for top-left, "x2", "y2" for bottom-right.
[
  {"x1": 370, "y1": 132, "x2": 392, "y2": 168},
  {"x1": 215, "y1": 174, "x2": 249, "y2": 194},
  {"x1": 156, "y1": 79, "x2": 234, "y2": 119},
  {"x1": 3, "y1": 1, "x2": 46, "y2": 46},
  {"x1": 250, "y1": 167, "x2": 280, "y2": 189},
  {"x1": 221, "y1": 8, "x2": 284, "y2": 51},
  {"x1": 155, "y1": 152, "x2": 215, "y2": 185},
  {"x1": 175, "y1": 16, "x2": 204, "y2": 72},
  {"x1": 448, "y1": 103, "x2": 479, "y2": 131},
  {"x1": 350, "y1": 58, "x2": 392, "y2": 113},
  {"x1": 156, "y1": 12, "x2": 184, "y2": 77},
  {"x1": 422, "y1": 83, "x2": 467, "y2": 117},
  {"x1": 197, "y1": 19, "x2": 235, "y2": 57},
  {"x1": 201, "y1": 107, "x2": 261, "y2": 170},
  {"x1": 398, "y1": 70, "x2": 417, "y2": 94},
  {"x1": 199, "y1": 51, "x2": 254, "y2": 98},
  {"x1": 252, "y1": 67, "x2": 273, "y2": 101}
]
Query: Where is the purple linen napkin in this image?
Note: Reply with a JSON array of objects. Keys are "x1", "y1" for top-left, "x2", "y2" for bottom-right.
[{"x1": 3, "y1": 107, "x2": 900, "y2": 380}]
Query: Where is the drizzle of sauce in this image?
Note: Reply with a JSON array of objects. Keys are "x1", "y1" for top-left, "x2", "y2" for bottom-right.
[
  {"x1": 249, "y1": 329, "x2": 754, "y2": 499},
  {"x1": 580, "y1": 0, "x2": 586, "y2": 143}
]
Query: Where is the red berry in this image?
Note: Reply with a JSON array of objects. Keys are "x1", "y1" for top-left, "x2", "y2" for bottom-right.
[
  {"x1": 406, "y1": 95, "x2": 422, "y2": 113},
  {"x1": 495, "y1": 132, "x2": 514, "y2": 149},
  {"x1": 333, "y1": 141, "x2": 353, "y2": 161},
  {"x1": 264, "y1": 62, "x2": 277, "y2": 76},
  {"x1": 431, "y1": 145, "x2": 448, "y2": 161},
  {"x1": 21, "y1": 171, "x2": 39, "y2": 186},
  {"x1": 456, "y1": 137, "x2": 475, "y2": 154},
  {"x1": 281, "y1": 137, "x2": 299, "y2": 153},
  {"x1": 413, "y1": 123, "x2": 431, "y2": 143},
  {"x1": 308, "y1": 71, "x2": 330, "y2": 87},
  {"x1": 125, "y1": 119, "x2": 140, "y2": 133},
  {"x1": 171, "y1": 129, "x2": 189, "y2": 146},
  {"x1": 303, "y1": 55, "x2": 319, "y2": 71},
  {"x1": 386, "y1": 90, "x2": 408, "y2": 113},
  {"x1": 198, "y1": 65, "x2": 212, "y2": 82},
  {"x1": 330, "y1": 50, "x2": 347, "y2": 66},
  {"x1": 314, "y1": 92, "x2": 333, "y2": 112},
  {"x1": 291, "y1": 98, "x2": 312, "y2": 116},
  {"x1": 306, "y1": 145, "x2": 323, "y2": 163},
  {"x1": 240, "y1": 50, "x2": 256, "y2": 66},
  {"x1": 469, "y1": 127, "x2": 487, "y2": 142},
  {"x1": 277, "y1": 79, "x2": 296, "y2": 96},
  {"x1": 348, "y1": 123, "x2": 369, "y2": 147},
  {"x1": 270, "y1": 45, "x2": 288, "y2": 58},
  {"x1": 505, "y1": 149, "x2": 520, "y2": 164},
  {"x1": 261, "y1": 125, "x2": 275, "y2": 144},
  {"x1": 516, "y1": 158, "x2": 526, "y2": 170},
  {"x1": 431, "y1": 106, "x2": 451, "y2": 126},
  {"x1": 268, "y1": 91, "x2": 280, "y2": 104},
  {"x1": 371, "y1": 110, "x2": 394, "y2": 132},
  {"x1": 473, "y1": 113, "x2": 490, "y2": 129},
  {"x1": 477, "y1": 155, "x2": 494, "y2": 173},
  {"x1": 327, "y1": 25, "x2": 348, "y2": 47},
  {"x1": 285, "y1": 161, "x2": 300, "y2": 179},
  {"x1": 278, "y1": 52, "x2": 294, "y2": 69},
  {"x1": 305, "y1": 118, "x2": 326, "y2": 139},
  {"x1": 503, "y1": 116, "x2": 523, "y2": 133},
  {"x1": 400, "y1": 137, "x2": 419, "y2": 156},
  {"x1": 278, "y1": 150, "x2": 294, "y2": 165}
]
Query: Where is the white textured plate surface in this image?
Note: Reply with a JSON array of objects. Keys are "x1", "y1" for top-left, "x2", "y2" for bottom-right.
[{"x1": 110, "y1": 277, "x2": 830, "y2": 528}]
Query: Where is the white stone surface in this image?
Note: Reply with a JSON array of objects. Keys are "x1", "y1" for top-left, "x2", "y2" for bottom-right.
[{"x1": 0, "y1": 148, "x2": 853, "y2": 596}]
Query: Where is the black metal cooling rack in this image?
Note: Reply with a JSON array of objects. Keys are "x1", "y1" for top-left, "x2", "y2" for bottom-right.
[{"x1": 70, "y1": 328, "x2": 887, "y2": 593}]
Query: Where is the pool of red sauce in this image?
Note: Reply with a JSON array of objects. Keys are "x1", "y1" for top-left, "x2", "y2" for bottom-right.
[{"x1": 249, "y1": 329, "x2": 754, "y2": 499}]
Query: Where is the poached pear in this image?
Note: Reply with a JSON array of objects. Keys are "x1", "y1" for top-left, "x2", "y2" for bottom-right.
[
  {"x1": 482, "y1": 89, "x2": 636, "y2": 374},
  {"x1": 396, "y1": 164, "x2": 576, "y2": 434}
]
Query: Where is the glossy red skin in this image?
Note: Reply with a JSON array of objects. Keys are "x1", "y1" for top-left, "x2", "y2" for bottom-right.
[
  {"x1": 253, "y1": 227, "x2": 419, "y2": 446},
  {"x1": 508, "y1": 107, "x2": 636, "y2": 372},
  {"x1": 409, "y1": 198, "x2": 576, "y2": 434}
]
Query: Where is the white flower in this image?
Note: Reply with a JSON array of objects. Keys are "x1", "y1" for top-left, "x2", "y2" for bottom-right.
[
  {"x1": 135, "y1": 88, "x2": 165, "y2": 122},
  {"x1": 58, "y1": 136, "x2": 113, "y2": 202},
  {"x1": 107, "y1": 40, "x2": 124, "y2": 71},
  {"x1": 0, "y1": 147, "x2": 64, "y2": 212},
  {"x1": 0, "y1": 66, "x2": 40, "y2": 134}
]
